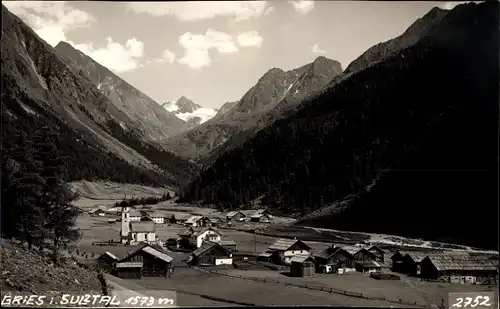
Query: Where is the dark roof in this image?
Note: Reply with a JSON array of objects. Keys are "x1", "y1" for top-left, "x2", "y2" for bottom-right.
[
  {"x1": 192, "y1": 241, "x2": 231, "y2": 258},
  {"x1": 290, "y1": 255, "x2": 314, "y2": 263},
  {"x1": 130, "y1": 222, "x2": 155, "y2": 233},
  {"x1": 226, "y1": 211, "x2": 244, "y2": 217},
  {"x1": 425, "y1": 253, "x2": 498, "y2": 271},
  {"x1": 366, "y1": 245, "x2": 386, "y2": 254},
  {"x1": 404, "y1": 252, "x2": 428, "y2": 263},
  {"x1": 268, "y1": 239, "x2": 311, "y2": 251},
  {"x1": 124, "y1": 242, "x2": 164, "y2": 259},
  {"x1": 99, "y1": 251, "x2": 119, "y2": 261},
  {"x1": 313, "y1": 246, "x2": 353, "y2": 259}
]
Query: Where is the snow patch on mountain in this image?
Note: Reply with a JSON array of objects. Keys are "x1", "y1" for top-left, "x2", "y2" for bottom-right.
[{"x1": 162, "y1": 97, "x2": 217, "y2": 125}]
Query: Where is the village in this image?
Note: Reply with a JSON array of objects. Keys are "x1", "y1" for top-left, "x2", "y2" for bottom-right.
[{"x1": 78, "y1": 200, "x2": 499, "y2": 307}]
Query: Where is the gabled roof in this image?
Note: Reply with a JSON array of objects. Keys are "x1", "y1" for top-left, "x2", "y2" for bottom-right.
[
  {"x1": 186, "y1": 215, "x2": 205, "y2": 223},
  {"x1": 424, "y1": 253, "x2": 498, "y2": 271},
  {"x1": 141, "y1": 246, "x2": 173, "y2": 263},
  {"x1": 290, "y1": 255, "x2": 314, "y2": 263},
  {"x1": 130, "y1": 222, "x2": 155, "y2": 233},
  {"x1": 342, "y1": 245, "x2": 375, "y2": 256},
  {"x1": 390, "y1": 251, "x2": 407, "y2": 260},
  {"x1": 116, "y1": 262, "x2": 143, "y2": 268},
  {"x1": 313, "y1": 246, "x2": 354, "y2": 260},
  {"x1": 192, "y1": 241, "x2": 231, "y2": 258},
  {"x1": 404, "y1": 252, "x2": 428, "y2": 263},
  {"x1": 174, "y1": 213, "x2": 191, "y2": 220},
  {"x1": 268, "y1": 239, "x2": 311, "y2": 251},
  {"x1": 251, "y1": 213, "x2": 270, "y2": 219},
  {"x1": 178, "y1": 228, "x2": 194, "y2": 237},
  {"x1": 194, "y1": 227, "x2": 222, "y2": 237},
  {"x1": 99, "y1": 251, "x2": 119, "y2": 261},
  {"x1": 89, "y1": 206, "x2": 107, "y2": 213},
  {"x1": 226, "y1": 211, "x2": 244, "y2": 217},
  {"x1": 366, "y1": 245, "x2": 386, "y2": 254},
  {"x1": 254, "y1": 209, "x2": 270, "y2": 215}
]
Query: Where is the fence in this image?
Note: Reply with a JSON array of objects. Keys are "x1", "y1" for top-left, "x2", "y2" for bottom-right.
[{"x1": 192, "y1": 266, "x2": 428, "y2": 308}]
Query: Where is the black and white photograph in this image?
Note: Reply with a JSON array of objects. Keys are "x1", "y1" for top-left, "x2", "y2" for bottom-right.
[{"x1": 1, "y1": 0, "x2": 498, "y2": 307}]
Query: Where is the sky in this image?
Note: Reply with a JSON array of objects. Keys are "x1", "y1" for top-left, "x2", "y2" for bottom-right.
[{"x1": 4, "y1": 1, "x2": 464, "y2": 109}]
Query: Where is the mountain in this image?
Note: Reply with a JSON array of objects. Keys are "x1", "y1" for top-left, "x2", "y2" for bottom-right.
[
  {"x1": 179, "y1": 2, "x2": 499, "y2": 249},
  {"x1": 164, "y1": 56, "x2": 343, "y2": 159},
  {"x1": 162, "y1": 96, "x2": 217, "y2": 126},
  {"x1": 54, "y1": 42, "x2": 188, "y2": 141},
  {"x1": 1, "y1": 5, "x2": 198, "y2": 188},
  {"x1": 214, "y1": 101, "x2": 238, "y2": 118}
]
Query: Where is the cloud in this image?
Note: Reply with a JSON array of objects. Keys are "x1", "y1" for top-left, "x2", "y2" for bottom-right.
[
  {"x1": 72, "y1": 38, "x2": 145, "y2": 73},
  {"x1": 289, "y1": 1, "x2": 315, "y2": 14},
  {"x1": 160, "y1": 49, "x2": 176, "y2": 64},
  {"x1": 3, "y1": 1, "x2": 147, "y2": 73},
  {"x1": 438, "y1": 2, "x2": 462, "y2": 10},
  {"x1": 127, "y1": 1, "x2": 271, "y2": 22},
  {"x1": 311, "y1": 43, "x2": 326, "y2": 54},
  {"x1": 237, "y1": 31, "x2": 263, "y2": 48},
  {"x1": 178, "y1": 29, "x2": 239, "y2": 69},
  {"x1": 3, "y1": 1, "x2": 94, "y2": 46}
]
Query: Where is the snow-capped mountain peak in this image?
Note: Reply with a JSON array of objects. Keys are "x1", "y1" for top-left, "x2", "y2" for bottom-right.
[{"x1": 162, "y1": 96, "x2": 217, "y2": 126}]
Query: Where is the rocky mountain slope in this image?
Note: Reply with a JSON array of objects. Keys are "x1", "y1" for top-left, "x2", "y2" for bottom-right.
[
  {"x1": 164, "y1": 56, "x2": 343, "y2": 159},
  {"x1": 1, "y1": 5, "x2": 198, "y2": 188},
  {"x1": 55, "y1": 42, "x2": 187, "y2": 141},
  {"x1": 179, "y1": 2, "x2": 499, "y2": 249},
  {"x1": 162, "y1": 96, "x2": 218, "y2": 126},
  {"x1": 214, "y1": 101, "x2": 238, "y2": 118}
]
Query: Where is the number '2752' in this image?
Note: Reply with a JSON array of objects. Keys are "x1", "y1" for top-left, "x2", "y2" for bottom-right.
[{"x1": 448, "y1": 292, "x2": 496, "y2": 309}]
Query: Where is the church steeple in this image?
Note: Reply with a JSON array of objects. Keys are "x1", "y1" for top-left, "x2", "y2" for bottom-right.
[{"x1": 120, "y1": 206, "x2": 131, "y2": 244}]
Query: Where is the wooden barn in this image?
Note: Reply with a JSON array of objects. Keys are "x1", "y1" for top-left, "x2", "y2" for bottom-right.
[
  {"x1": 115, "y1": 262, "x2": 143, "y2": 279},
  {"x1": 365, "y1": 245, "x2": 386, "y2": 264},
  {"x1": 226, "y1": 211, "x2": 245, "y2": 222},
  {"x1": 290, "y1": 255, "x2": 315, "y2": 277},
  {"x1": 267, "y1": 239, "x2": 312, "y2": 265},
  {"x1": 390, "y1": 251, "x2": 407, "y2": 273},
  {"x1": 189, "y1": 242, "x2": 233, "y2": 266},
  {"x1": 420, "y1": 253, "x2": 498, "y2": 284},
  {"x1": 118, "y1": 243, "x2": 173, "y2": 277},
  {"x1": 313, "y1": 245, "x2": 356, "y2": 273},
  {"x1": 355, "y1": 260, "x2": 382, "y2": 274},
  {"x1": 402, "y1": 252, "x2": 427, "y2": 276},
  {"x1": 250, "y1": 214, "x2": 271, "y2": 223},
  {"x1": 96, "y1": 251, "x2": 119, "y2": 273}
]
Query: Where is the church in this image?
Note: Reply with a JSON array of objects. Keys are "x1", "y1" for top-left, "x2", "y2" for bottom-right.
[{"x1": 120, "y1": 206, "x2": 157, "y2": 245}]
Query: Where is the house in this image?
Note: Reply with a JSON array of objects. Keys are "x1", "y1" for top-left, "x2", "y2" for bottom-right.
[
  {"x1": 355, "y1": 260, "x2": 382, "y2": 274},
  {"x1": 130, "y1": 222, "x2": 156, "y2": 244},
  {"x1": 420, "y1": 253, "x2": 498, "y2": 284},
  {"x1": 119, "y1": 243, "x2": 173, "y2": 277},
  {"x1": 89, "y1": 207, "x2": 107, "y2": 216},
  {"x1": 177, "y1": 227, "x2": 223, "y2": 249},
  {"x1": 129, "y1": 210, "x2": 142, "y2": 222},
  {"x1": 149, "y1": 211, "x2": 167, "y2": 224},
  {"x1": 254, "y1": 209, "x2": 271, "y2": 216},
  {"x1": 114, "y1": 262, "x2": 143, "y2": 279},
  {"x1": 185, "y1": 215, "x2": 208, "y2": 227},
  {"x1": 188, "y1": 241, "x2": 233, "y2": 266},
  {"x1": 390, "y1": 251, "x2": 407, "y2": 273},
  {"x1": 208, "y1": 218, "x2": 221, "y2": 227},
  {"x1": 226, "y1": 211, "x2": 245, "y2": 222},
  {"x1": 250, "y1": 213, "x2": 271, "y2": 223},
  {"x1": 290, "y1": 255, "x2": 316, "y2": 277},
  {"x1": 403, "y1": 252, "x2": 428, "y2": 276},
  {"x1": 342, "y1": 246, "x2": 377, "y2": 262},
  {"x1": 313, "y1": 245, "x2": 356, "y2": 273},
  {"x1": 172, "y1": 213, "x2": 191, "y2": 224},
  {"x1": 365, "y1": 245, "x2": 386, "y2": 264},
  {"x1": 267, "y1": 238, "x2": 312, "y2": 265},
  {"x1": 220, "y1": 240, "x2": 237, "y2": 252},
  {"x1": 96, "y1": 251, "x2": 119, "y2": 273}
]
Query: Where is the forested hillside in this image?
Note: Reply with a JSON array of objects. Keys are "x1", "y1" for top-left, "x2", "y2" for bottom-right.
[{"x1": 179, "y1": 2, "x2": 499, "y2": 249}]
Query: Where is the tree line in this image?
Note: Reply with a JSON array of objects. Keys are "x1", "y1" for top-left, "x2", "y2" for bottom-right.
[{"x1": 114, "y1": 192, "x2": 173, "y2": 208}]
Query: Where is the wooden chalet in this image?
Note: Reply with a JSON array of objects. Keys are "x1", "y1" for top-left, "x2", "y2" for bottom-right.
[
  {"x1": 188, "y1": 241, "x2": 233, "y2": 266},
  {"x1": 185, "y1": 215, "x2": 209, "y2": 227},
  {"x1": 115, "y1": 262, "x2": 143, "y2": 279},
  {"x1": 118, "y1": 243, "x2": 173, "y2": 277},
  {"x1": 250, "y1": 213, "x2": 271, "y2": 223},
  {"x1": 390, "y1": 251, "x2": 407, "y2": 273},
  {"x1": 96, "y1": 251, "x2": 119, "y2": 273},
  {"x1": 89, "y1": 207, "x2": 107, "y2": 216},
  {"x1": 267, "y1": 239, "x2": 312, "y2": 265},
  {"x1": 290, "y1": 255, "x2": 315, "y2": 277},
  {"x1": 172, "y1": 213, "x2": 191, "y2": 224},
  {"x1": 420, "y1": 253, "x2": 498, "y2": 284},
  {"x1": 313, "y1": 245, "x2": 356, "y2": 272},
  {"x1": 342, "y1": 245, "x2": 377, "y2": 262},
  {"x1": 402, "y1": 252, "x2": 427, "y2": 276},
  {"x1": 226, "y1": 211, "x2": 245, "y2": 222},
  {"x1": 365, "y1": 245, "x2": 386, "y2": 264}
]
